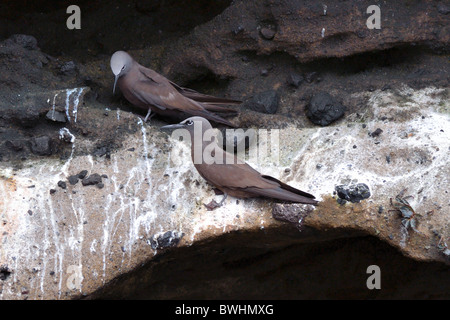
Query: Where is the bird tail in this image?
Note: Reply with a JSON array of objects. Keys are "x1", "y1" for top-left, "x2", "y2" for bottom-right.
[
  {"x1": 254, "y1": 175, "x2": 318, "y2": 205},
  {"x1": 203, "y1": 104, "x2": 239, "y2": 115},
  {"x1": 261, "y1": 175, "x2": 316, "y2": 199},
  {"x1": 246, "y1": 186, "x2": 319, "y2": 205},
  {"x1": 169, "y1": 80, "x2": 242, "y2": 105},
  {"x1": 194, "y1": 97, "x2": 242, "y2": 105}
]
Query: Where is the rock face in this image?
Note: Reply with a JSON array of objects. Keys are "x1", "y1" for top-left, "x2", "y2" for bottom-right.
[
  {"x1": 1, "y1": 86, "x2": 449, "y2": 299},
  {"x1": 0, "y1": 0, "x2": 449, "y2": 299}
]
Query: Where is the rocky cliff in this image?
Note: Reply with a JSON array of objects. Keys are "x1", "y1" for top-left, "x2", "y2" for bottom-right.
[{"x1": 0, "y1": 0, "x2": 449, "y2": 299}]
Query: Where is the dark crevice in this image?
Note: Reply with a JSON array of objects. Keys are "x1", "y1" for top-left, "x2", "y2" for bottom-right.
[
  {"x1": 303, "y1": 45, "x2": 436, "y2": 75},
  {"x1": 0, "y1": 0, "x2": 233, "y2": 60},
  {"x1": 181, "y1": 69, "x2": 234, "y2": 95},
  {"x1": 239, "y1": 44, "x2": 440, "y2": 77},
  {"x1": 86, "y1": 228, "x2": 450, "y2": 300}
]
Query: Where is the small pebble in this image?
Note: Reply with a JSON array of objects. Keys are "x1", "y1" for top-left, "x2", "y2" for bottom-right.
[{"x1": 57, "y1": 181, "x2": 67, "y2": 189}]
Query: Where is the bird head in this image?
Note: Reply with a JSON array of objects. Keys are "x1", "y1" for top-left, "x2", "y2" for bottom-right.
[
  {"x1": 110, "y1": 51, "x2": 133, "y2": 94},
  {"x1": 161, "y1": 117, "x2": 212, "y2": 134},
  {"x1": 161, "y1": 117, "x2": 215, "y2": 147},
  {"x1": 162, "y1": 117, "x2": 222, "y2": 164}
]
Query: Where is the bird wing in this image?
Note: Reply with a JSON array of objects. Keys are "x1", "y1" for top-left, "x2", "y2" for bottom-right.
[
  {"x1": 196, "y1": 161, "x2": 279, "y2": 190},
  {"x1": 135, "y1": 66, "x2": 206, "y2": 111},
  {"x1": 195, "y1": 148, "x2": 317, "y2": 204},
  {"x1": 195, "y1": 148, "x2": 278, "y2": 189},
  {"x1": 136, "y1": 67, "x2": 236, "y2": 126},
  {"x1": 168, "y1": 80, "x2": 242, "y2": 105}
]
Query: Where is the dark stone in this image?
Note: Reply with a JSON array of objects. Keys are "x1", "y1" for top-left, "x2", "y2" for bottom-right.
[
  {"x1": 59, "y1": 61, "x2": 77, "y2": 75},
  {"x1": 9, "y1": 34, "x2": 38, "y2": 50},
  {"x1": 260, "y1": 27, "x2": 276, "y2": 40},
  {"x1": 287, "y1": 73, "x2": 304, "y2": 88},
  {"x1": 45, "y1": 110, "x2": 66, "y2": 123},
  {"x1": 437, "y1": 3, "x2": 450, "y2": 15},
  {"x1": 77, "y1": 170, "x2": 88, "y2": 179},
  {"x1": 304, "y1": 72, "x2": 319, "y2": 83},
  {"x1": 386, "y1": 155, "x2": 391, "y2": 163},
  {"x1": 82, "y1": 173, "x2": 102, "y2": 186},
  {"x1": 149, "y1": 231, "x2": 184, "y2": 250},
  {"x1": 232, "y1": 25, "x2": 244, "y2": 35},
  {"x1": 96, "y1": 183, "x2": 104, "y2": 189},
  {"x1": 11, "y1": 104, "x2": 41, "y2": 128},
  {"x1": 93, "y1": 146, "x2": 109, "y2": 157},
  {"x1": 5, "y1": 140, "x2": 24, "y2": 151},
  {"x1": 49, "y1": 189, "x2": 56, "y2": 195},
  {"x1": 29, "y1": 136, "x2": 52, "y2": 156},
  {"x1": 306, "y1": 92, "x2": 346, "y2": 126},
  {"x1": 247, "y1": 90, "x2": 279, "y2": 114},
  {"x1": 335, "y1": 183, "x2": 371, "y2": 203},
  {"x1": 369, "y1": 128, "x2": 383, "y2": 137},
  {"x1": 68, "y1": 175, "x2": 79, "y2": 185},
  {"x1": 57, "y1": 180, "x2": 67, "y2": 189},
  {"x1": 0, "y1": 265, "x2": 12, "y2": 281}
]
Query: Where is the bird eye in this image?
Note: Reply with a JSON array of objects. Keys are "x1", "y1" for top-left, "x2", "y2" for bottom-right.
[
  {"x1": 186, "y1": 120, "x2": 193, "y2": 126},
  {"x1": 121, "y1": 65, "x2": 126, "y2": 70}
]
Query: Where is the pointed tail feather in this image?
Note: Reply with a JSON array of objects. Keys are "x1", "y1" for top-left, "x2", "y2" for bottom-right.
[
  {"x1": 203, "y1": 104, "x2": 239, "y2": 115},
  {"x1": 246, "y1": 186, "x2": 318, "y2": 205},
  {"x1": 185, "y1": 92, "x2": 241, "y2": 105},
  {"x1": 192, "y1": 96, "x2": 242, "y2": 105},
  {"x1": 261, "y1": 175, "x2": 316, "y2": 199},
  {"x1": 169, "y1": 80, "x2": 242, "y2": 105}
]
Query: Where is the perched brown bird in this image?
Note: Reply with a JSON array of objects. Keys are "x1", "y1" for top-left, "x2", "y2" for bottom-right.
[
  {"x1": 110, "y1": 51, "x2": 240, "y2": 126},
  {"x1": 161, "y1": 117, "x2": 318, "y2": 208}
]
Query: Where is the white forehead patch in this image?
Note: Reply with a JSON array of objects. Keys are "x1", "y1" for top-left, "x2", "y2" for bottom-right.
[{"x1": 110, "y1": 51, "x2": 131, "y2": 75}]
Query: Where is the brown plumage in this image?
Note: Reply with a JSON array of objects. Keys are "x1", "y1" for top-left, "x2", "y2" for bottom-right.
[
  {"x1": 161, "y1": 117, "x2": 318, "y2": 207},
  {"x1": 110, "y1": 51, "x2": 240, "y2": 127}
]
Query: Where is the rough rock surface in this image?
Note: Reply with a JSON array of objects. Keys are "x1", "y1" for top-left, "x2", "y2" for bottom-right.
[
  {"x1": 0, "y1": 0, "x2": 449, "y2": 299},
  {"x1": 1, "y1": 86, "x2": 449, "y2": 299}
]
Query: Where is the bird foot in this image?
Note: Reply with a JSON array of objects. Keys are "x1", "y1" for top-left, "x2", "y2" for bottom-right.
[
  {"x1": 141, "y1": 109, "x2": 155, "y2": 123},
  {"x1": 203, "y1": 192, "x2": 228, "y2": 211},
  {"x1": 204, "y1": 200, "x2": 222, "y2": 211}
]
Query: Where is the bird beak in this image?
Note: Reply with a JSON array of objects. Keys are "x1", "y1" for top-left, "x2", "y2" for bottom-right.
[
  {"x1": 161, "y1": 123, "x2": 185, "y2": 130},
  {"x1": 113, "y1": 74, "x2": 119, "y2": 94}
]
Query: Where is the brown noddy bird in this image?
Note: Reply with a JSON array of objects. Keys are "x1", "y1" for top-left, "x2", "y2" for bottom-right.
[
  {"x1": 110, "y1": 51, "x2": 240, "y2": 127},
  {"x1": 161, "y1": 117, "x2": 318, "y2": 207}
]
